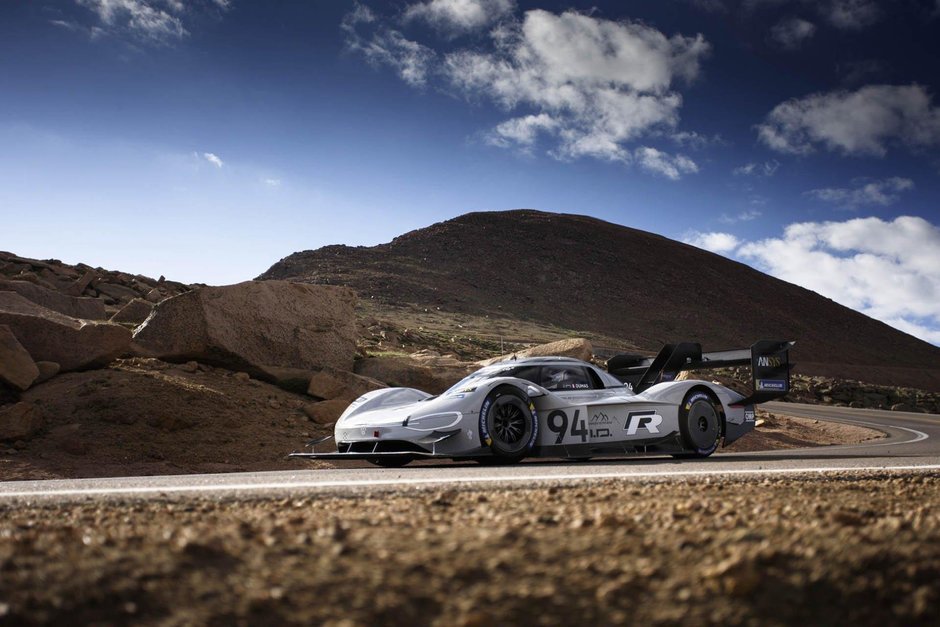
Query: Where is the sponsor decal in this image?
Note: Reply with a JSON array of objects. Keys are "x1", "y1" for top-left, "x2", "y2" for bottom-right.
[
  {"x1": 744, "y1": 409, "x2": 755, "y2": 422},
  {"x1": 625, "y1": 411, "x2": 663, "y2": 435},
  {"x1": 479, "y1": 397, "x2": 493, "y2": 446},
  {"x1": 756, "y1": 379, "x2": 787, "y2": 391},
  {"x1": 757, "y1": 356, "x2": 783, "y2": 368},
  {"x1": 589, "y1": 412, "x2": 613, "y2": 438}
]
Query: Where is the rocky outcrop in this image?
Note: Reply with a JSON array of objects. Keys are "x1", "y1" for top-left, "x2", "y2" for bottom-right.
[
  {"x1": 477, "y1": 338, "x2": 594, "y2": 366},
  {"x1": 355, "y1": 354, "x2": 473, "y2": 394},
  {"x1": 0, "y1": 324, "x2": 39, "y2": 391},
  {"x1": 0, "y1": 279, "x2": 106, "y2": 320},
  {"x1": 110, "y1": 298, "x2": 154, "y2": 325},
  {"x1": 307, "y1": 367, "x2": 385, "y2": 402},
  {"x1": 0, "y1": 402, "x2": 44, "y2": 441},
  {"x1": 0, "y1": 292, "x2": 132, "y2": 372},
  {"x1": 132, "y1": 281, "x2": 358, "y2": 384},
  {"x1": 0, "y1": 251, "x2": 190, "y2": 320}
]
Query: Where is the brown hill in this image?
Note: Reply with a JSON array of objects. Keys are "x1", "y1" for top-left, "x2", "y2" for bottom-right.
[{"x1": 259, "y1": 209, "x2": 940, "y2": 391}]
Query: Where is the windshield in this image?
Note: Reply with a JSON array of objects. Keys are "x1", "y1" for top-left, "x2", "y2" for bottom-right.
[{"x1": 443, "y1": 365, "x2": 513, "y2": 395}]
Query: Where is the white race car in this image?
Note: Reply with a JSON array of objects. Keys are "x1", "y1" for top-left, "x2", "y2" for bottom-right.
[{"x1": 291, "y1": 340, "x2": 793, "y2": 467}]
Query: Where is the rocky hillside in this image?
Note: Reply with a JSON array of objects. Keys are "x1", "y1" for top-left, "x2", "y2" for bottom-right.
[{"x1": 260, "y1": 210, "x2": 940, "y2": 392}]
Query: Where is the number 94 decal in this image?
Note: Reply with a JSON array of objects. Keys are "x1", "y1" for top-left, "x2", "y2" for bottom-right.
[{"x1": 546, "y1": 409, "x2": 611, "y2": 443}]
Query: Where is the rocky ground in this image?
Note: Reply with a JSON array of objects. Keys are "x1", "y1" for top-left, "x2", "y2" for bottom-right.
[{"x1": 1, "y1": 471, "x2": 937, "y2": 625}]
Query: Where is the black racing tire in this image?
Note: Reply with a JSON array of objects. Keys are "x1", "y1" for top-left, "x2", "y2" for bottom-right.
[
  {"x1": 367, "y1": 455, "x2": 414, "y2": 468},
  {"x1": 677, "y1": 389, "x2": 722, "y2": 458},
  {"x1": 479, "y1": 386, "x2": 538, "y2": 463}
]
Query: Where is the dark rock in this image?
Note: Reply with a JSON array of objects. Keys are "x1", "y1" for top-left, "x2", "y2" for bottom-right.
[
  {"x1": 0, "y1": 292, "x2": 132, "y2": 371},
  {"x1": 0, "y1": 278, "x2": 106, "y2": 320},
  {"x1": 0, "y1": 402, "x2": 44, "y2": 441},
  {"x1": 110, "y1": 298, "x2": 154, "y2": 325},
  {"x1": 133, "y1": 281, "x2": 357, "y2": 383},
  {"x1": 0, "y1": 324, "x2": 39, "y2": 391}
]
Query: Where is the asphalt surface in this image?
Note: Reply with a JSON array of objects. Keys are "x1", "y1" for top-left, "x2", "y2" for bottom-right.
[{"x1": 1, "y1": 402, "x2": 938, "y2": 503}]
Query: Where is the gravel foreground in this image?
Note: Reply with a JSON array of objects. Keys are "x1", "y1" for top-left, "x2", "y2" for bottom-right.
[{"x1": 1, "y1": 472, "x2": 938, "y2": 626}]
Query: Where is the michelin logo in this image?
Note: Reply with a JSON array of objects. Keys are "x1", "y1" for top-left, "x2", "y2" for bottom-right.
[{"x1": 756, "y1": 379, "x2": 786, "y2": 391}]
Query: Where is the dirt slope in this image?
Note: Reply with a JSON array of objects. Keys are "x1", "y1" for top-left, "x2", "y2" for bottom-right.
[{"x1": 260, "y1": 210, "x2": 940, "y2": 391}]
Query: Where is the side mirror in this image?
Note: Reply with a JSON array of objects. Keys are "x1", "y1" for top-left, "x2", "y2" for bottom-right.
[{"x1": 526, "y1": 384, "x2": 547, "y2": 398}]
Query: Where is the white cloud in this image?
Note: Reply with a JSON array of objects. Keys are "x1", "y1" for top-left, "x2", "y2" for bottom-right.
[
  {"x1": 807, "y1": 177, "x2": 914, "y2": 208},
  {"x1": 683, "y1": 231, "x2": 741, "y2": 254},
  {"x1": 344, "y1": 6, "x2": 710, "y2": 177},
  {"x1": 757, "y1": 84, "x2": 940, "y2": 156},
  {"x1": 670, "y1": 131, "x2": 721, "y2": 150},
  {"x1": 443, "y1": 9, "x2": 709, "y2": 169},
  {"x1": 342, "y1": 5, "x2": 435, "y2": 87},
  {"x1": 486, "y1": 113, "x2": 558, "y2": 150},
  {"x1": 634, "y1": 147, "x2": 698, "y2": 179},
  {"x1": 770, "y1": 17, "x2": 815, "y2": 49},
  {"x1": 824, "y1": 0, "x2": 879, "y2": 30},
  {"x1": 738, "y1": 216, "x2": 940, "y2": 345},
  {"x1": 719, "y1": 209, "x2": 762, "y2": 223},
  {"x1": 733, "y1": 160, "x2": 779, "y2": 176},
  {"x1": 202, "y1": 152, "x2": 223, "y2": 168},
  {"x1": 76, "y1": 0, "x2": 188, "y2": 42},
  {"x1": 403, "y1": 0, "x2": 515, "y2": 34},
  {"x1": 263, "y1": 177, "x2": 281, "y2": 187}
]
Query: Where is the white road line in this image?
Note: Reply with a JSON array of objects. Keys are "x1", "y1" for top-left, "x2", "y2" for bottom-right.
[
  {"x1": 4, "y1": 463, "x2": 940, "y2": 499},
  {"x1": 825, "y1": 420, "x2": 929, "y2": 449}
]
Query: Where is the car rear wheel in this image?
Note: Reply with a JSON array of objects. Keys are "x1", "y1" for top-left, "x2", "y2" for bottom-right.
[
  {"x1": 480, "y1": 386, "x2": 537, "y2": 463},
  {"x1": 678, "y1": 390, "x2": 722, "y2": 457}
]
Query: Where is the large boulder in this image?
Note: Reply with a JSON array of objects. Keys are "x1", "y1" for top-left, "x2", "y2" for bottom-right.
[
  {"x1": 0, "y1": 292, "x2": 132, "y2": 371},
  {"x1": 0, "y1": 279, "x2": 106, "y2": 320},
  {"x1": 478, "y1": 338, "x2": 594, "y2": 366},
  {"x1": 307, "y1": 367, "x2": 386, "y2": 402},
  {"x1": 0, "y1": 401, "x2": 44, "y2": 441},
  {"x1": 132, "y1": 281, "x2": 357, "y2": 382},
  {"x1": 355, "y1": 355, "x2": 473, "y2": 394},
  {"x1": 110, "y1": 298, "x2": 154, "y2": 325},
  {"x1": 0, "y1": 324, "x2": 39, "y2": 391}
]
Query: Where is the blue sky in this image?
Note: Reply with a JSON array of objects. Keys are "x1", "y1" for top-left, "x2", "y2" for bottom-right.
[{"x1": 1, "y1": 0, "x2": 939, "y2": 343}]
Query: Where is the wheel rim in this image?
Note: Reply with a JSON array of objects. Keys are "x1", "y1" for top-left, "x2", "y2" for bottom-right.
[
  {"x1": 488, "y1": 396, "x2": 531, "y2": 453},
  {"x1": 493, "y1": 399, "x2": 525, "y2": 443},
  {"x1": 687, "y1": 400, "x2": 720, "y2": 450}
]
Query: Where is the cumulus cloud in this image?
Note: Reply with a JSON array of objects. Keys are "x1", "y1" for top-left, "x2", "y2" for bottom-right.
[
  {"x1": 683, "y1": 231, "x2": 741, "y2": 254},
  {"x1": 737, "y1": 216, "x2": 940, "y2": 345},
  {"x1": 757, "y1": 84, "x2": 940, "y2": 156},
  {"x1": 733, "y1": 160, "x2": 779, "y2": 176},
  {"x1": 403, "y1": 0, "x2": 515, "y2": 34},
  {"x1": 806, "y1": 177, "x2": 914, "y2": 208},
  {"x1": 824, "y1": 0, "x2": 880, "y2": 30},
  {"x1": 342, "y1": 5, "x2": 435, "y2": 86},
  {"x1": 634, "y1": 147, "x2": 699, "y2": 179},
  {"x1": 343, "y1": 5, "x2": 710, "y2": 178},
  {"x1": 201, "y1": 152, "x2": 223, "y2": 168},
  {"x1": 76, "y1": 0, "x2": 187, "y2": 42},
  {"x1": 769, "y1": 17, "x2": 815, "y2": 49}
]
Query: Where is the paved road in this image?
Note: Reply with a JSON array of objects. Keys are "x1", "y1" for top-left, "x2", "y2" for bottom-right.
[{"x1": 1, "y1": 402, "x2": 938, "y2": 503}]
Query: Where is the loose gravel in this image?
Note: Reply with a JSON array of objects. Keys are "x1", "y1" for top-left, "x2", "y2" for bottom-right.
[{"x1": 1, "y1": 471, "x2": 938, "y2": 626}]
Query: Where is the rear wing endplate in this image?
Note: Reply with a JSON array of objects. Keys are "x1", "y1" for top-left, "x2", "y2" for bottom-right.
[{"x1": 606, "y1": 339, "x2": 794, "y2": 404}]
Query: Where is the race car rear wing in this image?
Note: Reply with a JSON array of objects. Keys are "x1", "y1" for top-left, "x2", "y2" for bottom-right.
[{"x1": 606, "y1": 339, "x2": 794, "y2": 403}]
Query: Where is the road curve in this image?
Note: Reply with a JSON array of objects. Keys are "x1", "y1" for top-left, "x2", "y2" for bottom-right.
[{"x1": 1, "y1": 402, "x2": 938, "y2": 503}]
